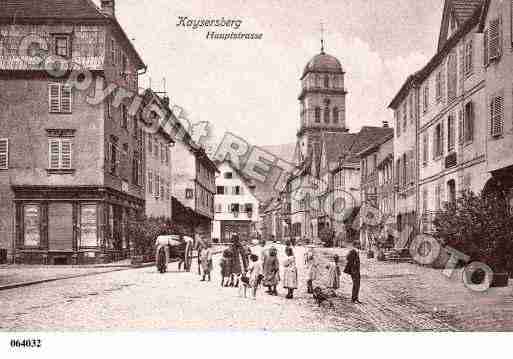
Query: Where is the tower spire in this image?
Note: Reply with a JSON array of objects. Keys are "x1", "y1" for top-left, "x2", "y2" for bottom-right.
[{"x1": 320, "y1": 22, "x2": 325, "y2": 54}]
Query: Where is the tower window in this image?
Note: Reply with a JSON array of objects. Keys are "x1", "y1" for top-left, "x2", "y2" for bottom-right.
[
  {"x1": 333, "y1": 107, "x2": 339, "y2": 123},
  {"x1": 314, "y1": 107, "x2": 321, "y2": 123},
  {"x1": 324, "y1": 75, "x2": 329, "y2": 88},
  {"x1": 324, "y1": 99, "x2": 330, "y2": 124}
]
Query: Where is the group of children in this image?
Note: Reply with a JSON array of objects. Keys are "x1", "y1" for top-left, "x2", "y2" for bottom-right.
[
  {"x1": 197, "y1": 239, "x2": 357, "y2": 303},
  {"x1": 219, "y1": 247, "x2": 263, "y2": 299}
]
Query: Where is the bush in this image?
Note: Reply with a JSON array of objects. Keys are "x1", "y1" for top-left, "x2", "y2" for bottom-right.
[
  {"x1": 127, "y1": 216, "x2": 179, "y2": 256},
  {"x1": 434, "y1": 191, "x2": 513, "y2": 273}
]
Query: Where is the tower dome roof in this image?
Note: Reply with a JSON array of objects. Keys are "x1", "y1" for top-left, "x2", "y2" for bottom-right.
[{"x1": 301, "y1": 52, "x2": 343, "y2": 79}]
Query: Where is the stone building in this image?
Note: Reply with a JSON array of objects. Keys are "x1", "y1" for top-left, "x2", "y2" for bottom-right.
[
  {"x1": 390, "y1": 0, "x2": 513, "y2": 235},
  {"x1": 0, "y1": 0, "x2": 146, "y2": 264},
  {"x1": 141, "y1": 89, "x2": 174, "y2": 220},
  {"x1": 170, "y1": 123, "x2": 217, "y2": 238},
  {"x1": 358, "y1": 132, "x2": 394, "y2": 250}
]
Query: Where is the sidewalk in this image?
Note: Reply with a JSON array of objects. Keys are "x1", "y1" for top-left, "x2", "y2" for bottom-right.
[
  {"x1": 0, "y1": 245, "x2": 227, "y2": 291},
  {"x1": 316, "y1": 247, "x2": 513, "y2": 331}
]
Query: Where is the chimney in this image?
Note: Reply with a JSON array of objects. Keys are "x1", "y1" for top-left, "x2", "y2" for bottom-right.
[
  {"x1": 383, "y1": 121, "x2": 389, "y2": 128},
  {"x1": 101, "y1": 0, "x2": 115, "y2": 17}
]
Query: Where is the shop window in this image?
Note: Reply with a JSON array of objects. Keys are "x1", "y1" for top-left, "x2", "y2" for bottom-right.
[
  {"x1": 80, "y1": 204, "x2": 98, "y2": 248},
  {"x1": 23, "y1": 204, "x2": 41, "y2": 247}
]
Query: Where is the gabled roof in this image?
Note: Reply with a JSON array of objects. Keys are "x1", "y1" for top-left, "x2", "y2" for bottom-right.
[
  {"x1": 438, "y1": 0, "x2": 484, "y2": 51},
  {"x1": 390, "y1": 0, "x2": 485, "y2": 109},
  {"x1": 345, "y1": 126, "x2": 394, "y2": 163},
  {"x1": 0, "y1": 0, "x2": 146, "y2": 69}
]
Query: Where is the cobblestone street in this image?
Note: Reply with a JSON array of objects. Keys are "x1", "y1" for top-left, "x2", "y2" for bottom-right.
[{"x1": 1, "y1": 245, "x2": 512, "y2": 331}]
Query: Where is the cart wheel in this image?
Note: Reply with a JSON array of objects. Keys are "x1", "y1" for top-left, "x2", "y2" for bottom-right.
[
  {"x1": 184, "y1": 242, "x2": 193, "y2": 272},
  {"x1": 157, "y1": 247, "x2": 167, "y2": 274}
]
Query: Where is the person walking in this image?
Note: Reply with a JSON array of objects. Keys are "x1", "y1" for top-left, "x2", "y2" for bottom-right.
[
  {"x1": 220, "y1": 249, "x2": 233, "y2": 287},
  {"x1": 282, "y1": 246, "x2": 298, "y2": 299},
  {"x1": 195, "y1": 231, "x2": 206, "y2": 276},
  {"x1": 344, "y1": 241, "x2": 362, "y2": 304},
  {"x1": 262, "y1": 246, "x2": 280, "y2": 295}
]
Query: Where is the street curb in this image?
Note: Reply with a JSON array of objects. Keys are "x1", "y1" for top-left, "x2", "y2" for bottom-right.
[{"x1": 0, "y1": 248, "x2": 226, "y2": 292}]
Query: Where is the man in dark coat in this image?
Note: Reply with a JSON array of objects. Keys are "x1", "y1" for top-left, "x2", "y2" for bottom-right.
[
  {"x1": 344, "y1": 241, "x2": 362, "y2": 304},
  {"x1": 228, "y1": 234, "x2": 249, "y2": 287}
]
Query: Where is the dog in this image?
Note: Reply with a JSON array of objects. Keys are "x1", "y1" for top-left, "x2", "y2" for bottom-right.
[{"x1": 312, "y1": 287, "x2": 335, "y2": 308}]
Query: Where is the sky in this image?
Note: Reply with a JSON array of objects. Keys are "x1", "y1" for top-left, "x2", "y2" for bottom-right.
[{"x1": 94, "y1": 0, "x2": 444, "y2": 146}]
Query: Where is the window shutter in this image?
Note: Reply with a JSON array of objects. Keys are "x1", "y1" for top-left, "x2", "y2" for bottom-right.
[
  {"x1": 491, "y1": 96, "x2": 504, "y2": 137},
  {"x1": 61, "y1": 139, "x2": 72, "y2": 169},
  {"x1": 440, "y1": 64, "x2": 446, "y2": 103},
  {"x1": 468, "y1": 102, "x2": 474, "y2": 141},
  {"x1": 0, "y1": 139, "x2": 8, "y2": 169},
  {"x1": 489, "y1": 19, "x2": 500, "y2": 60},
  {"x1": 458, "y1": 109, "x2": 464, "y2": 144},
  {"x1": 483, "y1": 28, "x2": 489, "y2": 66},
  {"x1": 61, "y1": 85, "x2": 72, "y2": 113},
  {"x1": 49, "y1": 139, "x2": 60, "y2": 169},
  {"x1": 48, "y1": 83, "x2": 60, "y2": 113},
  {"x1": 440, "y1": 120, "x2": 445, "y2": 156},
  {"x1": 468, "y1": 40, "x2": 473, "y2": 73}
]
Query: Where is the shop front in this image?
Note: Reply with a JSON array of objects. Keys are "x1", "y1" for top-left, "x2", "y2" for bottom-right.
[{"x1": 12, "y1": 186, "x2": 143, "y2": 264}]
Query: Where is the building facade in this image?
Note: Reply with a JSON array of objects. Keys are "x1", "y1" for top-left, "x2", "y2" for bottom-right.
[
  {"x1": 213, "y1": 161, "x2": 260, "y2": 242},
  {"x1": 358, "y1": 134, "x2": 395, "y2": 250},
  {"x1": 390, "y1": 0, "x2": 513, "y2": 236},
  {"x1": 141, "y1": 90, "x2": 174, "y2": 219},
  {"x1": 170, "y1": 123, "x2": 217, "y2": 238},
  {"x1": 0, "y1": 0, "x2": 146, "y2": 264}
]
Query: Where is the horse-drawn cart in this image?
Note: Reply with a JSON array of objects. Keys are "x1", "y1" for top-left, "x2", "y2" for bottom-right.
[{"x1": 155, "y1": 235, "x2": 194, "y2": 273}]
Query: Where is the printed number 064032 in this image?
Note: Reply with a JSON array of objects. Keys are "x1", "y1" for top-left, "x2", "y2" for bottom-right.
[{"x1": 10, "y1": 339, "x2": 41, "y2": 348}]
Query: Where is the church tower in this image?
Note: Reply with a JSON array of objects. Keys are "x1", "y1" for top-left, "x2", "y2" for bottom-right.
[{"x1": 296, "y1": 41, "x2": 347, "y2": 164}]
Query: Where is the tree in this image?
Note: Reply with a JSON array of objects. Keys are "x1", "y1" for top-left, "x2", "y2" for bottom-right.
[
  {"x1": 127, "y1": 216, "x2": 177, "y2": 257},
  {"x1": 433, "y1": 191, "x2": 513, "y2": 273}
]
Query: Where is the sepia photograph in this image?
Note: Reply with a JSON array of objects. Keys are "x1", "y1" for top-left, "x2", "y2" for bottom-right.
[{"x1": 0, "y1": 0, "x2": 512, "y2": 356}]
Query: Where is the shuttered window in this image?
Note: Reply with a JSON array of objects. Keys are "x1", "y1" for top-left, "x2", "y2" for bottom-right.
[
  {"x1": 464, "y1": 39, "x2": 473, "y2": 75},
  {"x1": 447, "y1": 115, "x2": 455, "y2": 152},
  {"x1": 402, "y1": 102, "x2": 407, "y2": 132},
  {"x1": 148, "y1": 170, "x2": 153, "y2": 194},
  {"x1": 488, "y1": 18, "x2": 502, "y2": 61},
  {"x1": 490, "y1": 95, "x2": 504, "y2": 137},
  {"x1": 447, "y1": 53, "x2": 457, "y2": 101},
  {"x1": 48, "y1": 138, "x2": 72, "y2": 169},
  {"x1": 0, "y1": 138, "x2": 8, "y2": 169},
  {"x1": 396, "y1": 109, "x2": 401, "y2": 137},
  {"x1": 464, "y1": 102, "x2": 474, "y2": 142},
  {"x1": 423, "y1": 83, "x2": 429, "y2": 113},
  {"x1": 458, "y1": 109, "x2": 464, "y2": 144},
  {"x1": 155, "y1": 173, "x2": 160, "y2": 198},
  {"x1": 422, "y1": 132, "x2": 428, "y2": 166},
  {"x1": 48, "y1": 83, "x2": 72, "y2": 113}
]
